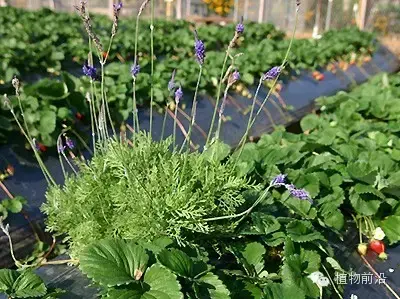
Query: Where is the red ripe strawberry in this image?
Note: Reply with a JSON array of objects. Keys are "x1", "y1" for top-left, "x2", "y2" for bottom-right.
[
  {"x1": 316, "y1": 74, "x2": 325, "y2": 81},
  {"x1": 38, "y1": 143, "x2": 47, "y2": 152},
  {"x1": 75, "y1": 112, "x2": 84, "y2": 121},
  {"x1": 369, "y1": 239, "x2": 385, "y2": 254}
]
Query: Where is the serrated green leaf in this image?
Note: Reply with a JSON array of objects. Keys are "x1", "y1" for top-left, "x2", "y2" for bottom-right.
[
  {"x1": 323, "y1": 210, "x2": 344, "y2": 230},
  {"x1": 196, "y1": 272, "x2": 230, "y2": 299},
  {"x1": 281, "y1": 254, "x2": 319, "y2": 298},
  {"x1": 381, "y1": 216, "x2": 400, "y2": 245},
  {"x1": 284, "y1": 238, "x2": 295, "y2": 256},
  {"x1": 107, "y1": 264, "x2": 183, "y2": 299},
  {"x1": 347, "y1": 161, "x2": 376, "y2": 183},
  {"x1": 299, "y1": 249, "x2": 321, "y2": 274},
  {"x1": 388, "y1": 171, "x2": 400, "y2": 187},
  {"x1": 1, "y1": 198, "x2": 23, "y2": 213},
  {"x1": 326, "y1": 257, "x2": 345, "y2": 273},
  {"x1": 79, "y1": 239, "x2": 149, "y2": 287},
  {"x1": 349, "y1": 185, "x2": 383, "y2": 216},
  {"x1": 281, "y1": 192, "x2": 316, "y2": 219},
  {"x1": 300, "y1": 114, "x2": 320, "y2": 132},
  {"x1": 141, "y1": 237, "x2": 173, "y2": 255},
  {"x1": 35, "y1": 79, "x2": 68, "y2": 100},
  {"x1": 107, "y1": 284, "x2": 143, "y2": 299},
  {"x1": 286, "y1": 220, "x2": 325, "y2": 243},
  {"x1": 241, "y1": 242, "x2": 266, "y2": 275},
  {"x1": 316, "y1": 128, "x2": 337, "y2": 145},
  {"x1": 157, "y1": 248, "x2": 194, "y2": 278},
  {"x1": 329, "y1": 174, "x2": 343, "y2": 187},
  {"x1": 264, "y1": 282, "x2": 303, "y2": 299},
  {"x1": 39, "y1": 110, "x2": 56, "y2": 135},
  {"x1": 57, "y1": 107, "x2": 71, "y2": 119},
  {"x1": 251, "y1": 213, "x2": 281, "y2": 235},
  {"x1": 202, "y1": 140, "x2": 231, "y2": 162},
  {"x1": 262, "y1": 232, "x2": 286, "y2": 247},
  {"x1": 12, "y1": 270, "x2": 46, "y2": 298},
  {"x1": 143, "y1": 264, "x2": 183, "y2": 299},
  {"x1": 333, "y1": 144, "x2": 358, "y2": 160},
  {"x1": 0, "y1": 269, "x2": 19, "y2": 294}
]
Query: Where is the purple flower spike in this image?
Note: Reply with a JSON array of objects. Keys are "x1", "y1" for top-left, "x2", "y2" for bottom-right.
[
  {"x1": 114, "y1": 2, "x2": 123, "y2": 11},
  {"x1": 263, "y1": 66, "x2": 281, "y2": 81},
  {"x1": 286, "y1": 184, "x2": 312, "y2": 203},
  {"x1": 271, "y1": 174, "x2": 286, "y2": 186},
  {"x1": 83, "y1": 63, "x2": 97, "y2": 80},
  {"x1": 175, "y1": 87, "x2": 183, "y2": 104},
  {"x1": 228, "y1": 70, "x2": 240, "y2": 85},
  {"x1": 236, "y1": 18, "x2": 244, "y2": 34},
  {"x1": 232, "y1": 70, "x2": 240, "y2": 82},
  {"x1": 194, "y1": 31, "x2": 206, "y2": 65},
  {"x1": 131, "y1": 63, "x2": 140, "y2": 77},
  {"x1": 65, "y1": 137, "x2": 75, "y2": 150}
]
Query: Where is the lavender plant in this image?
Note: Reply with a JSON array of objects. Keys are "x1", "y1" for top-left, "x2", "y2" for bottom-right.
[{"x1": 4, "y1": 0, "x2": 306, "y2": 258}]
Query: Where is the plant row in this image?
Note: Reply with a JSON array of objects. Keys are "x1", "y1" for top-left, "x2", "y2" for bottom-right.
[
  {"x1": 0, "y1": 6, "x2": 284, "y2": 83},
  {"x1": 0, "y1": 24, "x2": 376, "y2": 147}
]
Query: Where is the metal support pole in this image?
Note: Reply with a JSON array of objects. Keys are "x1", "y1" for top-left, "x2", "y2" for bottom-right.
[
  {"x1": 244, "y1": 0, "x2": 249, "y2": 20},
  {"x1": 312, "y1": 0, "x2": 322, "y2": 38},
  {"x1": 359, "y1": 0, "x2": 368, "y2": 30},
  {"x1": 176, "y1": 0, "x2": 182, "y2": 19},
  {"x1": 325, "y1": 0, "x2": 333, "y2": 31},
  {"x1": 48, "y1": 0, "x2": 55, "y2": 10},
  {"x1": 258, "y1": 0, "x2": 265, "y2": 23},
  {"x1": 186, "y1": 0, "x2": 191, "y2": 17},
  {"x1": 166, "y1": 1, "x2": 172, "y2": 18}
]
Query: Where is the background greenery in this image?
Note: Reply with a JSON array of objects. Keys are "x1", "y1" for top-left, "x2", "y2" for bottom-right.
[{"x1": 0, "y1": 6, "x2": 376, "y2": 147}]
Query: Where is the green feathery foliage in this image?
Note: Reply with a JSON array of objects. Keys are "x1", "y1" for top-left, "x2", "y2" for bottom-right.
[{"x1": 42, "y1": 133, "x2": 257, "y2": 257}]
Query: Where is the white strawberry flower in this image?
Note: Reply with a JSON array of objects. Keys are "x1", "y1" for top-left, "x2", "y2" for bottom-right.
[
  {"x1": 373, "y1": 227, "x2": 385, "y2": 241},
  {"x1": 308, "y1": 271, "x2": 330, "y2": 287}
]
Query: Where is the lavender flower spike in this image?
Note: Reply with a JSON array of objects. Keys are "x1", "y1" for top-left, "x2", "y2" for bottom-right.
[
  {"x1": 131, "y1": 63, "x2": 140, "y2": 77},
  {"x1": 175, "y1": 87, "x2": 183, "y2": 104},
  {"x1": 236, "y1": 18, "x2": 244, "y2": 34},
  {"x1": 228, "y1": 70, "x2": 240, "y2": 85},
  {"x1": 271, "y1": 174, "x2": 286, "y2": 186},
  {"x1": 57, "y1": 144, "x2": 65, "y2": 154},
  {"x1": 65, "y1": 137, "x2": 75, "y2": 150},
  {"x1": 194, "y1": 31, "x2": 206, "y2": 65},
  {"x1": 286, "y1": 184, "x2": 312, "y2": 203},
  {"x1": 263, "y1": 66, "x2": 281, "y2": 81},
  {"x1": 113, "y1": 2, "x2": 123, "y2": 11},
  {"x1": 83, "y1": 63, "x2": 97, "y2": 80}
]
